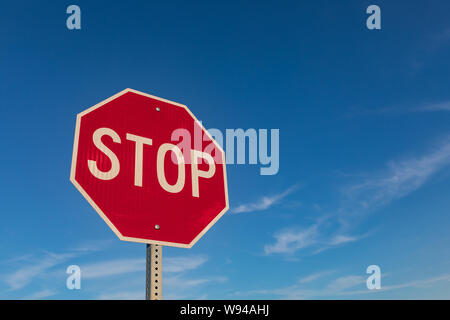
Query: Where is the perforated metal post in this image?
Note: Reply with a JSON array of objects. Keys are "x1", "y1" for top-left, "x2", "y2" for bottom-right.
[{"x1": 146, "y1": 244, "x2": 162, "y2": 300}]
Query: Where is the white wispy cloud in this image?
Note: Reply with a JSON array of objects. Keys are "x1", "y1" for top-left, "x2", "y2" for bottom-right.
[
  {"x1": 1, "y1": 242, "x2": 216, "y2": 300},
  {"x1": 379, "y1": 100, "x2": 450, "y2": 114},
  {"x1": 344, "y1": 138, "x2": 450, "y2": 214},
  {"x1": 23, "y1": 289, "x2": 56, "y2": 300},
  {"x1": 326, "y1": 275, "x2": 365, "y2": 291},
  {"x1": 265, "y1": 138, "x2": 450, "y2": 256},
  {"x1": 81, "y1": 255, "x2": 208, "y2": 279},
  {"x1": 380, "y1": 273, "x2": 450, "y2": 291},
  {"x1": 98, "y1": 291, "x2": 144, "y2": 300},
  {"x1": 71, "y1": 239, "x2": 113, "y2": 253},
  {"x1": 264, "y1": 225, "x2": 318, "y2": 255},
  {"x1": 234, "y1": 272, "x2": 450, "y2": 299},
  {"x1": 164, "y1": 256, "x2": 208, "y2": 273},
  {"x1": 232, "y1": 185, "x2": 298, "y2": 214},
  {"x1": 1, "y1": 239, "x2": 114, "y2": 292},
  {"x1": 165, "y1": 275, "x2": 227, "y2": 289},
  {"x1": 97, "y1": 275, "x2": 226, "y2": 300},
  {"x1": 264, "y1": 225, "x2": 365, "y2": 255},
  {"x1": 81, "y1": 258, "x2": 145, "y2": 279},
  {"x1": 328, "y1": 235, "x2": 359, "y2": 246},
  {"x1": 299, "y1": 271, "x2": 334, "y2": 284},
  {"x1": 414, "y1": 101, "x2": 450, "y2": 112},
  {"x1": 94, "y1": 256, "x2": 223, "y2": 300},
  {"x1": 3, "y1": 252, "x2": 74, "y2": 291},
  {"x1": 310, "y1": 233, "x2": 368, "y2": 254}
]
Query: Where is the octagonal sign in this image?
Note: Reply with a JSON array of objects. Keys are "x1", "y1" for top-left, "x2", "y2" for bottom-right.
[{"x1": 70, "y1": 89, "x2": 229, "y2": 248}]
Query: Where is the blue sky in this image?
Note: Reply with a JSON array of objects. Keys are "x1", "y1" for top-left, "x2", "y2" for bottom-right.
[{"x1": 1, "y1": 0, "x2": 450, "y2": 299}]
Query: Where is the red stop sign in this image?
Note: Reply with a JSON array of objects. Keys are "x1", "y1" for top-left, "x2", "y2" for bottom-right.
[{"x1": 70, "y1": 89, "x2": 229, "y2": 248}]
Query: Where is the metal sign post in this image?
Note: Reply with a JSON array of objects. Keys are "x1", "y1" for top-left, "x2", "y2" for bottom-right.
[{"x1": 146, "y1": 244, "x2": 162, "y2": 300}]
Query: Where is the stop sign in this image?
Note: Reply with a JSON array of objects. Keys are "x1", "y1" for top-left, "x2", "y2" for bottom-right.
[{"x1": 70, "y1": 89, "x2": 229, "y2": 248}]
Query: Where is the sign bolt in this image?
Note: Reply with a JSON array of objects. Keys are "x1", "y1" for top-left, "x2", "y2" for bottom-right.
[
  {"x1": 155, "y1": 107, "x2": 160, "y2": 112},
  {"x1": 155, "y1": 224, "x2": 160, "y2": 230}
]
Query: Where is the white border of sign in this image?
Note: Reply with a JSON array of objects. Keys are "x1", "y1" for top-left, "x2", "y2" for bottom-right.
[{"x1": 70, "y1": 88, "x2": 229, "y2": 248}]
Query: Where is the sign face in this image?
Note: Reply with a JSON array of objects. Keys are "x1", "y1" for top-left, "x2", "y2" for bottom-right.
[{"x1": 70, "y1": 89, "x2": 229, "y2": 248}]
